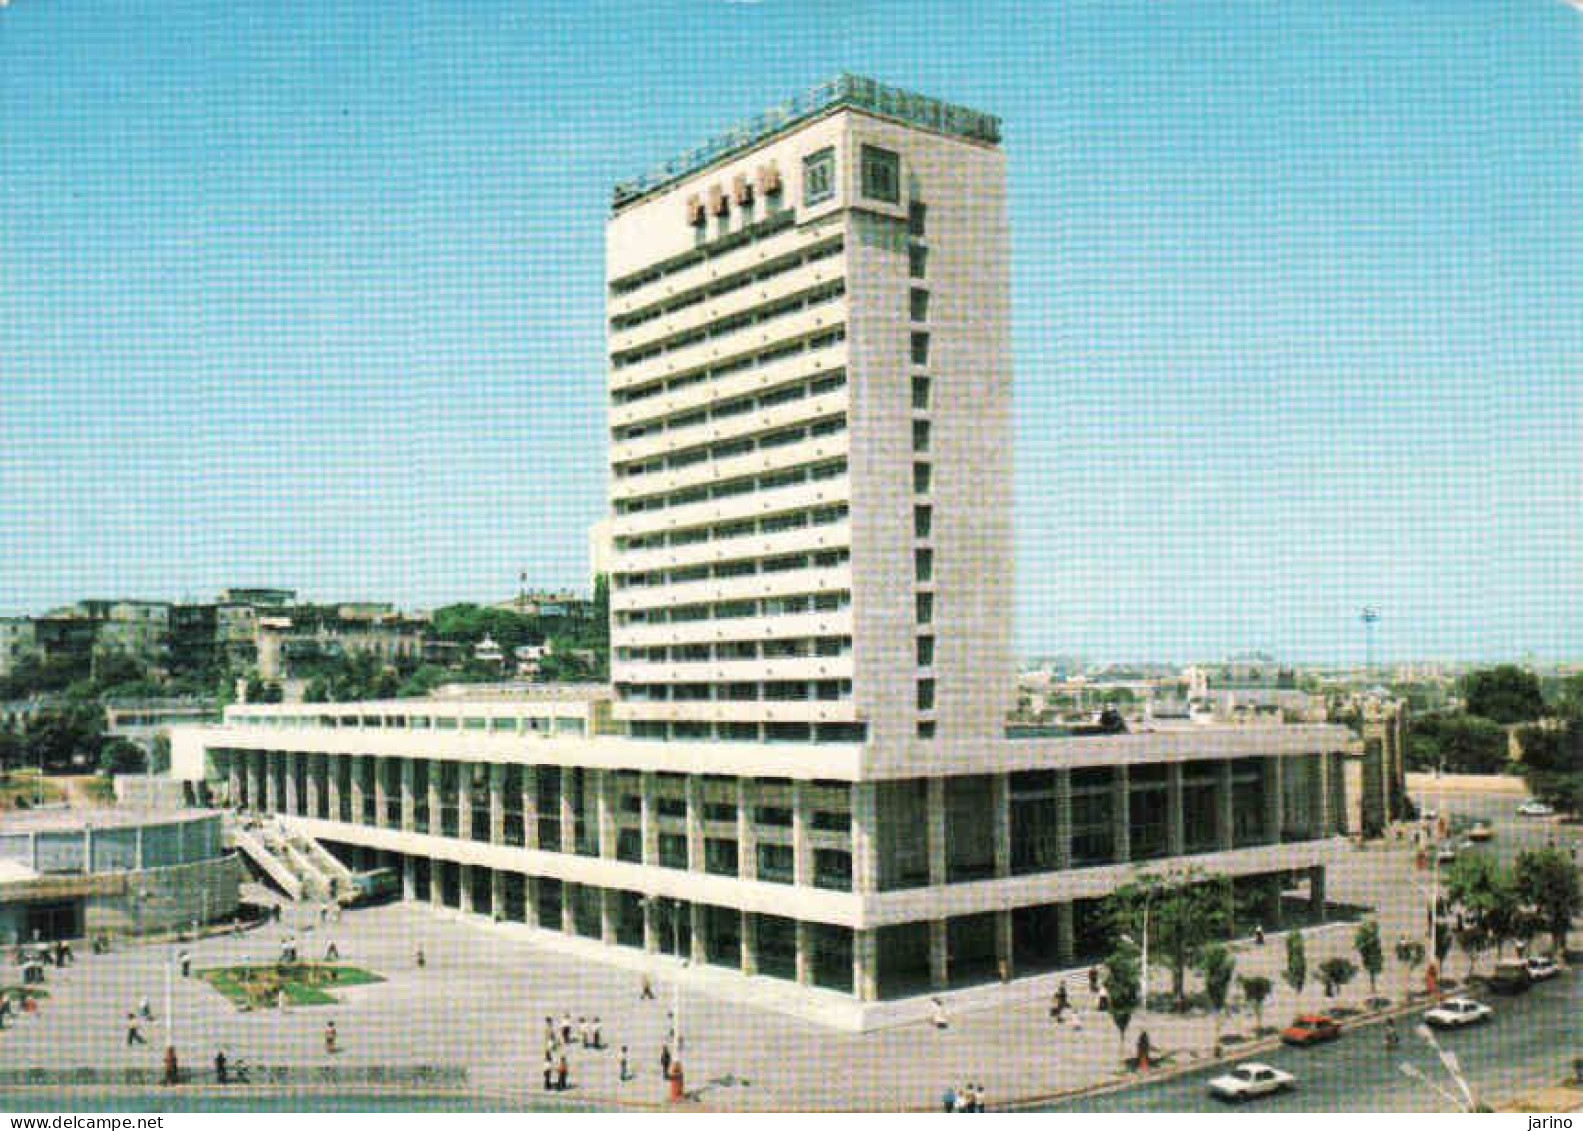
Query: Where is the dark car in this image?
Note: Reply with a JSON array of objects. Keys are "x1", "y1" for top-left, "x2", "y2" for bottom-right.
[
  {"x1": 1280, "y1": 1014, "x2": 1342, "y2": 1046},
  {"x1": 1487, "y1": 960, "x2": 1531, "y2": 996}
]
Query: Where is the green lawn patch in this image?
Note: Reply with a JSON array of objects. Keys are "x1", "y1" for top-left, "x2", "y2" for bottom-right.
[
  {"x1": 197, "y1": 963, "x2": 383, "y2": 1010},
  {"x1": 2, "y1": 985, "x2": 51, "y2": 1002}
]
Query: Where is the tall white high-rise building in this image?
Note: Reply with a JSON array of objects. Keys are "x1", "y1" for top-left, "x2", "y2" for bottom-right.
[{"x1": 174, "y1": 77, "x2": 1354, "y2": 1026}]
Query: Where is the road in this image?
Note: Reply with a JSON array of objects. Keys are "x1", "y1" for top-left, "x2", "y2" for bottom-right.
[{"x1": 1032, "y1": 956, "x2": 1579, "y2": 1112}]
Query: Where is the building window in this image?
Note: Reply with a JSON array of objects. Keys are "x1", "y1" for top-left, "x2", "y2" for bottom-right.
[
  {"x1": 913, "y1": 462, "x2": 932, "y2": 494},
  {"x1": 916, "y1": 592, "x2": 934, "y2": 624},
  {"x1": 860, "y1": 145, "x2": 900, "y2": 203},
  {"x1": 912, "y1": 375, "x2": 931, "y2": 410},
  {"x1": 917, "y1": 679, "x2": 935, "y2": 711},
  {"x1": 909, "y1": 244, "x2": 929, "y2": 278},
  {"x1": 915, "y1": 548, "x2": 933, "y2": 582},
  {"x1": 914, "y1": 505, "x2": 933, "y2": 539},
  {"x1": 908, "y1": 201, "x2": 928, "y2": 236},
  {"x1": 803, "y1": 148, "x2": 835, "y2": 206},
  {"x1": 917, "y1": 720, "x2": 936, "y2": 740},
  {"x1": 910, "y1": 332, "x2": 930, "y2": 366},
  {"x1": 917, "y1": 635, "x2": 934, "y2": 667},
  {"x1": 912, "y1": 420, "x2": 931, "y2": 452},
  {"x1": 909, "y1": 288, "x2": 930, "y2": 323},
  {"x1": 757, "y1": 842, "x2": 795, "y2": 884}
]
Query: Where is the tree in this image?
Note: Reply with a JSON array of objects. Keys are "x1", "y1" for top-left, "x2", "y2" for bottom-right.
[
  {"x1": 1283, "y1": 930, "x2": 1307, "y2": 1002},
  {"x1": 1462, "y1": 665, "x2": 1546, "y2": 725},
  {"x1": 1406, "y1": 714, "x2": 1508, "y2": 774},
  {"x1": 97, "y1": 737, "x2": 144, "y2": 776},
  {"x1": 1105, "y1": 870, "x2": 1233, "y2": 1009},
  {"x1": 1198, "y1": 943, "x2": 1235, "y2": 1048},
  {"x1": 1239, "y1": 974, "x2": 1273, "y2": 1034},
  {"x1": 1104, "y1": 943, "x2": 1142, "y2": 1058},
  {"x1": 1514, "y1": 847, "x2": 1581, "y2": 956},
  {"x1": 1456, "y1": 924, "x2": 1486, "y2": 980},
  {"x1": 1318, "y1": 956, "x2": 1357, "y2": 999},
  {"x1": 149, "y1": 733, "x2": 171, "y2": 775},
  {"x1": 1446, "y1": 854, "x2": 1525, "y2": 958},
  {"x1": 1395, "y1": 938, "x2": 1426, "y2": 1000},
  {"x1": 1354, "y1": 920, "x2": 1384, "y2": 1000},
  {"x1": 1433, "y1": 921, "x2": 1454, "y2": 969}
]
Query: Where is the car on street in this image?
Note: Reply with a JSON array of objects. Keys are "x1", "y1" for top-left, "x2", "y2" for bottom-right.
[
  {"x1": 1466, "y1": 823, "x2": 1494, "y2": 842},
  {"x1": 1516, "y1": 801, "x2": 1555, "y2": 817},
  {"x1": 1280, "y1": 1014, "x2": 1342, "y2": 1046},
  {"x1": 1207, "y1": 1062, "x2": 1296, "y2": 1102},
  {"x1": 1424, "y1": 998, "x2": 1494, "y2": 1029},
  {"x1": 1436, "y1": 845, "x2": 1458, "y2": 865},
  {"x1": 1524, "y1": 956, "x2": 1560, "y2": 982},
  {"x1": 1487, "y1": 959, "x2": 1531, "y2": 995}
]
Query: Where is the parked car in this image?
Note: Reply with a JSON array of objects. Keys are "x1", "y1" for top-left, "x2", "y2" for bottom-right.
[
  {"x1": 1280, "y1": 1014, "x2": 1342, "y2": 1046},
  {"x1": 1516, "y1": 801, "x2": 1555, "y2": 817},
  {"x1": 1208, "y1": 1062, "x2": 1296, "y2": 1102},
  {"x1": 1487, "y1": 959, "x2": 1531, "y2": 995},
  {"x1": 1424, "y1": 998, "x2": 1494, "y2": 1029},
  {"x1": 1465, "y1": 823, "x2": 1494, "y2": 842},
  {"x1": 1524, "y1": 956, "x2": 1560, "y2": 982}
]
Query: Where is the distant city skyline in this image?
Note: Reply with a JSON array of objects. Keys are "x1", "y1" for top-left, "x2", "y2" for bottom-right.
[{"x1": 2, "y1": 1, "x2": 1579, "y2": 663}]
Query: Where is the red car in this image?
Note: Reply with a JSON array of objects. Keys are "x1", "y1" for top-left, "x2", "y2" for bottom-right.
[{"x1": 1280, "y1": 1014, "x2": 1342, "y2": 1046}]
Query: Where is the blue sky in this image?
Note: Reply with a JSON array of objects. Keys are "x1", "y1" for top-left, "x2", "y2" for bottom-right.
[{"x1": 1, "y1": 0, "x2": 1578, "y2": 662}]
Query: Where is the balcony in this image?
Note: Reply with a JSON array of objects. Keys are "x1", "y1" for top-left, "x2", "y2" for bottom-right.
[
  {"x1": 612, "y1": 520, "x2": 851, "y2": 577},
  {"x1": 610, "y1": 698, "x2": 860, "y2": 724},
  {"x1": 613, "y1": 654, "x2": 855, "y2": 685},
  {"x1": 610, "y1": 339, "x2": 848, "y2": 432},
  {"x1": 613, "y1": 608, "x2": 854, "y2": 650},
  {"x1": 611, "y1": 390, "x2": 850, "y2": 486},
  {"x1": 612, "y1": 564, "x2": 853, "y2": 614},
  {"x1": 612, "y1": 475, "x2": 849, "y2": 542}
]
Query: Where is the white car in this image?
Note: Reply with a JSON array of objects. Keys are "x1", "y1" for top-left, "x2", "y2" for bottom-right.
[
  {"x1": 1525, "y1": 956, "x2": 1560, "y2": 982},
  {"x1": 1424, "y1": 998, "x2": 1494, "y2": 1029},
  {"x1": 1207, "y1": 1062, "x2": 1296, "y2": 1102},
  {"x1": 1517, "y1": 801, "x2": 1555, "y2": 817}
]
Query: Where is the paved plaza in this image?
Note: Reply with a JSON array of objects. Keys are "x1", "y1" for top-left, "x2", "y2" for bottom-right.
[{"x1": 1, "y1": 794, "x2": 1575, "y2": 1111}]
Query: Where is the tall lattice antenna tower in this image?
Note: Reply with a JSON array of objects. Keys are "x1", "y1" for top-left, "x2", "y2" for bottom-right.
[{"x1": 1361, "y1": 607, "x2": 1380, "y2": 676}]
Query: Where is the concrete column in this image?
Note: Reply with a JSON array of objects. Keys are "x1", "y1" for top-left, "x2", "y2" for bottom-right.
[
  {"x1": 264, "y1": 752, "x2": 281, "y2": 812},
  {"x1": 429, "y1": 858, "x2": 444, "y2": 906},
  {"x1": 1316, "y1": 752, "x2": 1333, "y2": 835},
  {"x1": 283, "y1": 752, "x2": 299, "y2": 815},
  {"x1": 402, "y1": 855, "x2": 417, "y2": 900},
  {"x1": 304, "y1": 754, "x2": 322, "y2": 818},
  {"x1": 489, "y1": 764, "x2": 506, "y2": 845},
  {"x1": 795, "y1": 921, "x2": 813, "y2": 985},
  {"x1": 518, "y1": 875, "x2": 537, "y2": 928},
  {"x1": 854, "y1": 929, "x2": 879, "y2": 1002},
  {"x1": 736, "y1": 778, "x2": 757, "y2": 882},
  {"x1": 251, "y1": 753, "x2": 266, "y2": 814},
  {"x1": 562, "y1": 883, "x2": 577, "y2": 935},
  {"x1": 1217, "y1": 760, "x2": 1235, "y2": 850},
  {"x1": 400, "y1": 758, "x2": 416, "y2": 833},
  {"x1": 491, "y1": 868, "x2": 505, "y2": 920},
  {"x1": 460, "y1": 864, "x2": 476, "y2": 914},
  {"x1": 926, "y1": 777, "x2": 947, "y2": 885},
  {"x1": 522, "y1": 766, "x2": 540, "y2": 850},
  {"x1": 1166, "y1": 763, "x2": 1185, "y2": 856},
  {"x1": 929, "y1": 919, "x2": 949, "y2": 988},
  {"x1": 684, "y1": 776, "x2": 705, "y2": 872},
  {"x1": 560, "y1": 767, "x2": 577, "y2": 853},
  {"x1": 227, "y1": 757, "x2": 243, "y2": 810},
  {"x1": 1264, "y1": 757, "x2": 1284, "y2": 844},
  {"x1": 458, "y1": 765, "x2": 474, "y2": 842},
  {"x1": 1054, "y1": 770, "x2": 1072, "y2": 869},
  {"x1": 428, "y1": 762, "x2": 443, "y2": 837},
  {"x1": 995, "y1": 910, "x2": 1013, "y2": 979},
  {"x1": 991, "y1": 774, "x2": 1011, "y2": 879},
  {"x1": 741, "y1": 911, "x2": 758, "y2": 976},
  {"x1": 349, "y1": 758, "x2": 366, "y2": 826},
  {"x1": 1056, "y1": 902, "x2": 1075, "y2": 964},
  {"x1": 597, "y1": 769, "x2": 618, "y2": 860},
  {"x1": 791, "y1": 781, "x2": 813, "y2": 887},
  {"x1": 642, "y1": 896, "x2": 659, "y2": 953},
  {"x1": 600, "y1": 888, "x2": 617, "y2": 945},
  {"x1": 689, "y1": 902, "x2": 707, "y2": 964},
  {"x1": 326, "y1": 756, "x2": 342, "y2": 821},
  {"x1": 851, "y1": 781, "x2": 879, "y2": 893},
  {"x1": 1309, "y1": 865, "x2": 1326, "y2": 919},
  {"x1": 639, "y1": 772, "x2": 658, "y2": 865},
  {"x1": 1111, "y1": 765, "x2": 1130, "y2": 864},
  {"x1": 373, "y1": 757, "x2": 390, "y2": 829}
]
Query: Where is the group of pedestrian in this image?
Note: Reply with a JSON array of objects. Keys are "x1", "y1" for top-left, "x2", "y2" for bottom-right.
[
  {"x1": 942, "y1": 1082, "x2": 988, "y2": 1112},
  {"x1": 540, "y1": 1010, "x2": 610, "y2": 1092}
]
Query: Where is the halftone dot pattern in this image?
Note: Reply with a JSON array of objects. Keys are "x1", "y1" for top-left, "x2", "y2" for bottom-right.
[{"x1": 0, "y1": 0, "x2": 1580, "y2": 1115}]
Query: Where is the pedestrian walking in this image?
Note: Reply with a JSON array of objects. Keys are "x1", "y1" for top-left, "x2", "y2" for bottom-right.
[
  {"x1": 325, "y1": 1020, "x2": 338, "y2": 1054},
  {"x1": 640, "y1": 974, "x2": 655, "y2": 1000},
  {"x1": 956, "y1": 1083, "x2": 973, "y2": 1112},
  {"x1": 543, "y1": 1052, "x2": 555, "y2": 1091},
  {"x1": 556, "y1": 1054, "x2": 569, "y2": 1092},
  {"x1": 415, "y1": 945, "x2": 426, "y2": 968},
  {"x1": 1088, "y1": 966, "x2": 1099, "y2": 994},
  {"x1": 138, "y1": 996, "x2": 153, "y2": 1022},
  {"x1": 214, "y1": 1049, "x2": 228, "y2": 1084},
  {"x1": 325, "y1": 939, "x2": 340, "y2": 961},
  {"x1": 660, "y1": 1043, "x2": 672, "y2": 1078},
  {"x1": 942, "y1": 1084, "x2": 957, "y2": 1114},
  {"x1": 561, "y1": 1012, "x2": 573, "y2": 1045},
  {"x1": 592, "y1": 1017, "x2": 603, "y2": 1050},
  {"x1": 126, "y1": 1013, "x2": 146, "y2": 1046},
  {"x1": 931, "y1": 996, "x2": 949, "y2": 1030},
  {"x1": 975, "y1": 1083, "x2": 987, "y2": 1112},
  {"x1": 0, "y1": 996, "x2": 13, "y2": 1029},
  {"x1": 178, "y1": 950, "x2": 192, "y2": 978},
  {"x1": 544, "y1": 1016, "x2": 556, "y2": 1046},
  {"x1": 1254, "y1": 924, "x2": 1265, "y2": 946},
  {"x1": 579, "y1": 1016, "x2": 590, "y2": 1048},
  {"x1": 619, "y1": 1045, "x2": 630, "y2": 1081}
]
